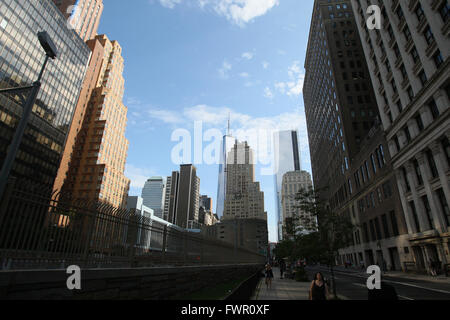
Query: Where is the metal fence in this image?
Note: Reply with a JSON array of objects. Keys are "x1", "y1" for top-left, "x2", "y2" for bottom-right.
[{"x1": 0, "y1": 179, "x2": 265, "y2": 270}]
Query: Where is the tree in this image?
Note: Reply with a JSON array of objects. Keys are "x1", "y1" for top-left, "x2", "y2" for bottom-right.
[{"x1": 292, "y1": 186, "x2": 355, "y2": 298}]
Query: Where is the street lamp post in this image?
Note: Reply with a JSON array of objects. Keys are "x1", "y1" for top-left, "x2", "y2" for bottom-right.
[{"x1": 0, "y1": 31, "x2": 57, "y2": 202}]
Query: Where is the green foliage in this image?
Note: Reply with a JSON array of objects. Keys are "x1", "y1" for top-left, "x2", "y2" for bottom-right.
[{"x1": 292, "y1": 187, "x2": 355, "y2": 263}]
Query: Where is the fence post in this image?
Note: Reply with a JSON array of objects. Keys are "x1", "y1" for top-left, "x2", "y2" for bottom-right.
[
  {"x1": 0, "y1": 177, "x2": 15, "y2": 270},
  {"x1": 183, "y1": 232, "x2": 188, "y2": 265},
  {"x1": 162, "y1": 226, "x2": 167, "y2": 263},
  {"x1": 200, "y1": 234, "x2": 204, "y2": 265},
  {"x1": 0, "y1": 177, "x2": 15, "y2": 227},
  {"x1": 82, "y1": 209, "x2": 97, "y2": 268}
]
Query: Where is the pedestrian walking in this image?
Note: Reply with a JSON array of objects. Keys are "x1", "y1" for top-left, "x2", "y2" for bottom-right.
[
  {"x1": 429, "y1": 259, "x2": 437, "y2": 277},
  {"x1": 309, "y1": 272, "x2": 329, "y2": 300},
  {"x1": 265, "y1": 264, "x2": 274, "y2": 290},
  {"x1": 360, "y1": 260, "x2": 365, "y2": 271}
]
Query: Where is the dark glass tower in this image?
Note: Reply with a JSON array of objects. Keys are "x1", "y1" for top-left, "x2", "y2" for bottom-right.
[
  {"x1": 303, "y1": 0, "x2": 379, "y2": 204},
  {"x1": 0, "y1": 0, "x2": 90, "y2": 191}
]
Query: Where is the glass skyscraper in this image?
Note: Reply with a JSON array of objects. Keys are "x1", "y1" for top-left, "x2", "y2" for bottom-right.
[
  {"x1": 141, "y1": 177, "x2": 166, "y2": 219},
  {"x1": 0, "y1": 0, "x2": 90, "y2": 192},
  {"x1": 273, "y1": 130, "x2": 301, "y2": 242},
  {"x1": 216, "y1": 134, "x2": 236, "y2": 219}
]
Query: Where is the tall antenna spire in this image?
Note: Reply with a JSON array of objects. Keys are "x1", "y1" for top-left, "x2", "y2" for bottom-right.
[{"x1": 227, "y1": 112, "x2": 231, "y2": 136}]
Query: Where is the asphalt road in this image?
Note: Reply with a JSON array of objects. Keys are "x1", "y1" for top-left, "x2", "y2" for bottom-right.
[{"x1": 306, "y1": 266, "x2": 450, "y2": 300}]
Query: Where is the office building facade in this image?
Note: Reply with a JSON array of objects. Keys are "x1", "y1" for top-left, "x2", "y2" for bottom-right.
[
  {"x1": 163, "y1": 171, "x2": 179, "y2": 223},
  {"x1": 0, "y1": 0, "x2": 90, "y2": 192},
  {"x1": 273, "y1": 130, "x2": 302, "y2": 241},
  {"x1": 141, "y1": 177, "x2": 166, "y2": 219},
  {"x1": 336, "y1": 125, "x2": 410, "y2": 271},
  {"x1": 304, "y1": 0, "x2": 380, "y2": 209},
  {"x1": 216, "y1": 134, "x2": 236, "y2": 219},
  {"x1": 223, "y1": 141, "x2": 267, "y2": 221},
  {"x1": 174, "y1": 164, "x2": 200, "y2": 229},
  {"x1": 63, "y1": 34, "x2": 130, "y2": 209},
  {"x1": 52, "y1": 0, "x2": 103, "y2": 42},
  {"x1": 281, "y1": 170, "x2": 315, "y2": 239},
  {"x1": 351, "y1": 0, "x2": 450, "y2": 271}
]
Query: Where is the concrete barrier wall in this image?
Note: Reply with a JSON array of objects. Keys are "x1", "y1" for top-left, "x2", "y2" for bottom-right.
[{"x1": 0, "y1": 264, "x2": 263, "y2": 300}]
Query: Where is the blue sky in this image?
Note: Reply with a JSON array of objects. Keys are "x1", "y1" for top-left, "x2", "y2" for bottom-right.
[{"x1": 97, "y1": 0, "x2": 315, "y2": 243}]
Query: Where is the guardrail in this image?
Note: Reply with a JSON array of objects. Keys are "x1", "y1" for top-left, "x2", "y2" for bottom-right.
[{"x1": 0, "y1": 178, "x2": 265, "y2": 270}]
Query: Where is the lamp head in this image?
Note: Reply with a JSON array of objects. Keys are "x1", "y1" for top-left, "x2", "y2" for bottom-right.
[{"x1": 37, "y1": 31, "x2": 58, "y2": 59}]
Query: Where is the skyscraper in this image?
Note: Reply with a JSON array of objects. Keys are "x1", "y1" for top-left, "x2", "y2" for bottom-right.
[
  {"x1": 175, "y1": 164, "x2": 200, "y2": 229},
  {"x1": 304, "y1": 0, "x2": 379, "y2": 203},
  {"x1": 304, "y1": 0, "x2": 411, "y2": 271},
  {"x1": 199, "y1": 195, "x2": 213, "y2": 212},
  {"x1": 350, "y1": 0, "x2": 450, "y2": 271},
  {"x1": 273, "y1": 130, "x2": 301, "y2": 242},
  {"x1": 216, "y1": 134, "x2": 236, "y2": 219},
  {"x1": 53, "y1": 34, "x2": 106, "y2": 196},
  {"x1": 141, "y1": 177, "x2": 166, "y2": 219},
  {"x1": 223, "y1": 141, "x2": 267, "y2": 221},
  {"x1": 0, "y1": 0, "x2": 90, "y2": 192},
  {"x1": 63, "y1": 34, "x2": 130, "y2": 209},
  {"x1": 163, "y1": 171, "x2": 179, "y2": 223},
  {"x1": 53, "y1": 0, "x2": 104, "y2": 42},
  {"x1": 281, "y1": 170, "x2": 314, "y2": 239}
]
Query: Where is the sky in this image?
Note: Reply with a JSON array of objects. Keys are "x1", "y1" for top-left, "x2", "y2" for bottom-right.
[{"x1": 97, "y1": 0, "x2": 315, "y2": 243}]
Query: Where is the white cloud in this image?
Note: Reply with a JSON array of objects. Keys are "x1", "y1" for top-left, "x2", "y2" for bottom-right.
[
  {"x1": 157, "y1": 0, "x2": 279, "y2": 26},
  {"x1": 241, "y1": 52, "x2": 254, "y2": 60},
  {"x1": 158, "y1": 0, "x2": 182, "y2": 9},
  {"x1": 263, "y1": 87, "x2": 274, "y2": 99},
  {"x1": 262, "y1": 61, "x2": 269, "y2": 69},
  {"x1": 147, "y1": 109, "x2": 185, "y2": 124},
  {"x1": 144, "y1": 104, "x2": 310, "y2": 170},
  {"x1": 125, "y1": 164, "x2": 156, "y2": 191},
  {"x1": 274, "y1": 60, "x2": 305, "y2": 97},
  {"x1": 239, "y1": 72, "x2": 250, "y2": 78},
  {"x1": 218, "y1": 60, "x2": 232, "y2": 79}
]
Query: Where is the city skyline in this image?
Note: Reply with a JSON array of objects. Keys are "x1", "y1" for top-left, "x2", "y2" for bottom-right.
[
  {"x1": 0, "y1": 0, "x2": 449, "y2": 302},
  {"x1": 97, "y1": 0, "x2": 315, "y2": 242}
]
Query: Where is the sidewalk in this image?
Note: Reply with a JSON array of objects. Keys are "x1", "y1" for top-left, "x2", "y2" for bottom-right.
[{"x1": 252, "y1": 268, "x2": 310, "y2": 300}]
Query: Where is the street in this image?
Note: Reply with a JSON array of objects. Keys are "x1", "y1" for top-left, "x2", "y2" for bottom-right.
[{"x1": 306, "y1": 266, "x2": 450, "y2": 300}]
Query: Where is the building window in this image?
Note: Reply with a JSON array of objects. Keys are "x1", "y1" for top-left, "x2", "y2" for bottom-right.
[
  {"x1": 418, "y1": 70, "x2": 428, "y2": 86},
  {"x1": 402, "y1": 167, "x2": 411, "y2": 192},
  {"x1": 433, "y1": 50, "x2": 444, "y2": 68},
  {"x1": 421, "y1": 196, "x2": 434, "y2": 231},
  {"x1": 415, "y1": 114, "x2": 424, "y2": 131},
  {"x1": 410, "y1": 201, "x2": 421, "y2": 233},
  {"x1": 423, "y1": 26, "x2": 435, "y2": 46},
  {"x1": 415, "y1": 4, "x2": 425, "y2": 22},
  {"x1": 425, "y1": 149, "x2": 439, "y2": 179},
  {"x1": 436, "y1": 189, "x2": 450, "y2": 227},
  {"x1": 371, "y1": 154, "x2": 377, "y2": 174},
  {"x1": 413, "y1": 159, "x2": 423, "y2": 186},
  {"x1": 442, "y1": 137, "x2": 450, "y2": 168},
  {"x1": 429, "y1": 98, "x2": 440, "y2": 119},
  {"x1": 411, "y1": 46, "x2": 419, "y2": 64},
  {"x1": 382, "y1": 214, "x2": 390, "y2": 239},
  {"x1": 390, "y1": 211, "x2": 400, "y2": 236},
  {"x1": 439, "y1": 2, "x2": 450, "y2": 23}
]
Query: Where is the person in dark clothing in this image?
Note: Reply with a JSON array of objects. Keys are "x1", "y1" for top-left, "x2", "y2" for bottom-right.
[
  {"x1": 368, "y1": 281, "x2": 398, "y2": 300},
  {"x1": 265, "y1": 264, "x2": 274, "y2": 290},
  {"x1": 309, "y1": 272, "x2": 329, "y2": 300},
  {"x1": 279, "y1": 259, "x2": 286, "y2": 279}
]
